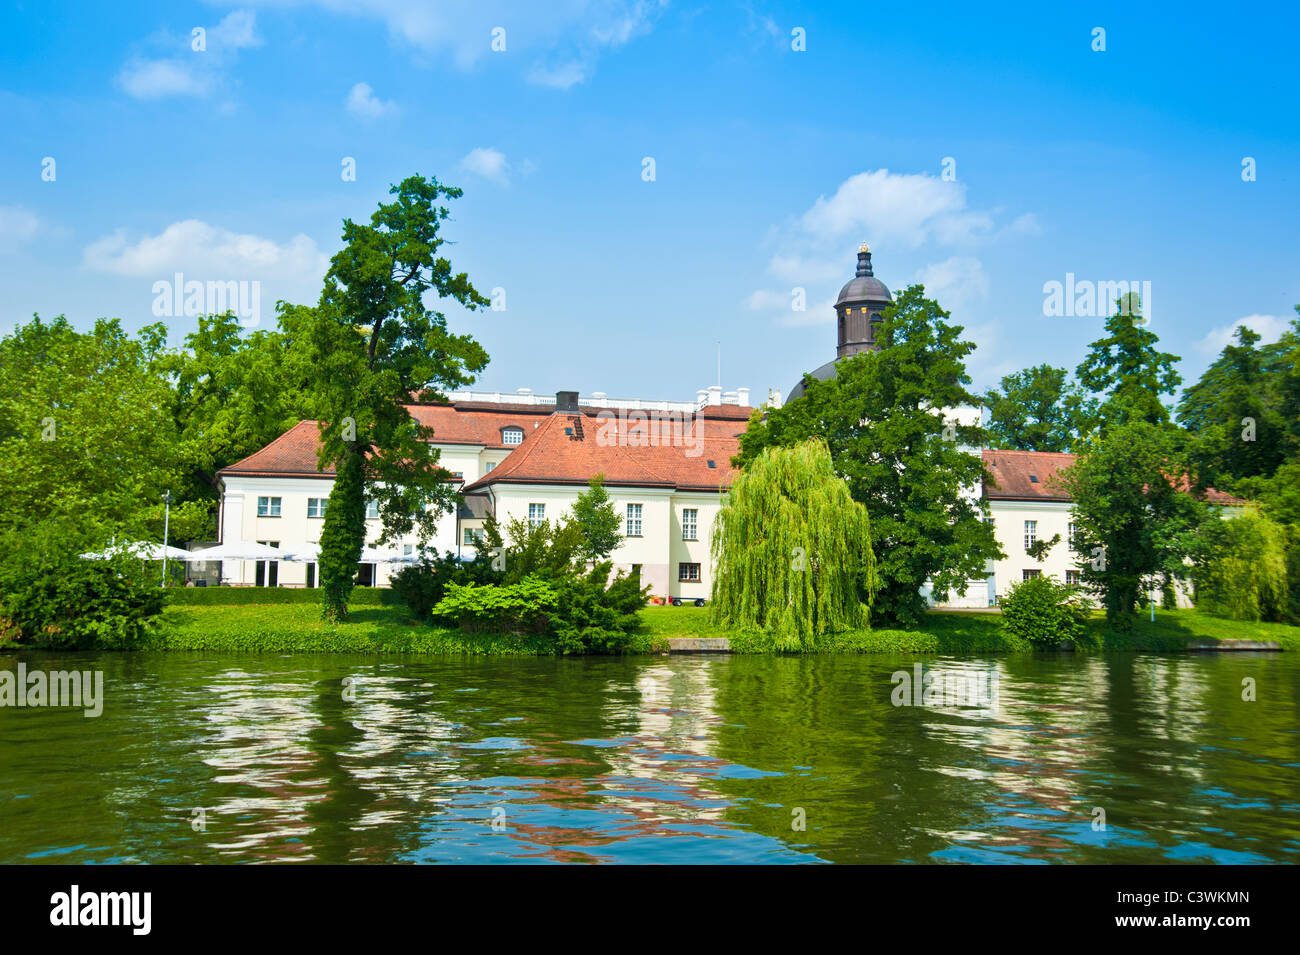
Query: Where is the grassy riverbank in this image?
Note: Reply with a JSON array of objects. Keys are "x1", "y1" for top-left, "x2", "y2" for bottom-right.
[{"x1": 146, "y1": 599, "x2": 1300, "y2": 654}]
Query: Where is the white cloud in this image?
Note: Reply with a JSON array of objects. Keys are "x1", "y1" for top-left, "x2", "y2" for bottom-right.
[
  {"x1": 117, "y1": 10, "x2": 262, "y2": 100},
  {"x1": 345, "y1": 82, "x2": 399, "y2": 118},
  {"x1": 119, "y1": 59, "x2": 213, "y2": 99},
  {"x1": 915, "y1": 256, "x2": 989, "y2": 315},
  {"x1": 459, "y1": 147, "x2": 511, "y2": 185},
  {"x1": 228, "y1": 0, "x2": 661, "y2": 82},
  {"x1": 800, "y1": 170, "x2": 996, "y2": 249},
  {"x1": 0, "y1": 206, "x2": 41, "y2": 248},
  {"x1": 1196, "y1": 314, "x2": 1289, "y2": 356},
  {"x1": 83, "y1": 219, "x2": 328, "y2": 283},
  {"x1": 526, "y1": 61, "x2": 588, "y2": 90}
]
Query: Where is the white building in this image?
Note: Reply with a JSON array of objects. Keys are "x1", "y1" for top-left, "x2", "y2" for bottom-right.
[{"x1": 215, "y1": 386, "x2": 753, "y2": 600}]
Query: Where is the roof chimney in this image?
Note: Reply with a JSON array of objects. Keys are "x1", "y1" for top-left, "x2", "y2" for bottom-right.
[{"x1": 555, "y1": 390, "x2": 579, "y2": 413}]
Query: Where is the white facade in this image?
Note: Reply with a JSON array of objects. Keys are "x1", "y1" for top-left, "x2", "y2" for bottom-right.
[{"x1": 483, "y1": 483, "x2": 723, "y2": 601}]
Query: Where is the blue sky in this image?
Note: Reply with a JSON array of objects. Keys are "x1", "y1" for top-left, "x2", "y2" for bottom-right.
[{"x1": 2, "y1": 0, "x2": 1297, "y2": 404}]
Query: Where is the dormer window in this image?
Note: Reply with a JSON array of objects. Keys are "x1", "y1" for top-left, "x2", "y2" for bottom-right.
[{"x1": 502, "y1": 426, "x2": 524, "y2": 446}]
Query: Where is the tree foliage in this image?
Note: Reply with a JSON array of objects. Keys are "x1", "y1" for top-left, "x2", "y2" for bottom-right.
[
  {"x1": 1191, "y1": 508, "x2": 1289, "y2": 622},
  {"x1": 982, "y1": 364, "x2": 1096, "y2": 452},
  {"x1": 1058, "y1": 420, "x2": 1205, "y2": 627},
  {"x1": 1179, "y1": 322, "x2": 1297, "y2": 492},
  {"x1": 1076, "y1": 304, "x2": 1182, "y2": 431},
  {"x1": 300, "y1": 175, "x2": 491, "y2": 619},
  {"x1": 711, "y1": 438, "x2": 879, "y2": 649},
  {"x1": 570, "y1": 474, "x2": 623, "y2": 562},
  {"x1": 0, "y1": 315, "x2": 205, "y2": 543},
  {"x1": 737, "y1": 285, "x2": 1000, "y2": 626}
]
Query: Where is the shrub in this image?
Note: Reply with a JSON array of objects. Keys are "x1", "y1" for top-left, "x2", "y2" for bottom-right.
[
  {"x1": 389, "y1": 551, "x2": 500, "y2": 621},
  {"x1": 0, "y1": 526, "x2": 166, "y2": 649},
  {"x1": 999, "y1": 575, "x2": 1090, "y2": 649},
  {"x1": 430, "y1": 577, "x2": 558, "y2": 634},
  {"x1": 548, "y1": 562, "x2": 648, "y2": 654},
  {"x1": 1192, "y1": 508, "x2": 1289, "y2": 622}
]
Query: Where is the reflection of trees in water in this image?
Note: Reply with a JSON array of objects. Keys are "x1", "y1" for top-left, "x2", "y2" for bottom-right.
[{"x1": 707, "y1": 655, "x2": 899, "y2": 862}]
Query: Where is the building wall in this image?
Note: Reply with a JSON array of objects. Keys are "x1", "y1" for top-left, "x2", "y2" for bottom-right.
[{"x1": 487, "y1": 484, "x2": 724, "y2": 600}]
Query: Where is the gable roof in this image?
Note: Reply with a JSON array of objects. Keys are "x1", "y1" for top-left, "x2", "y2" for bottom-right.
[{"x1": 464, "y1": 409, "x2": 746, "y2": 493}]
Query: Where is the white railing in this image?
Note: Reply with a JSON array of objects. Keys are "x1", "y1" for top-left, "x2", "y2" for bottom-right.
[{"x1": 444, "y1": 389, "x2": 743, "y2": 413}]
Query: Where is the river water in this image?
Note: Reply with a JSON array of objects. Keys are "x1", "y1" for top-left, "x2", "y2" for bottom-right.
[{"x1": 1, "y1": 651, "x2": 1297, "y2": 863}]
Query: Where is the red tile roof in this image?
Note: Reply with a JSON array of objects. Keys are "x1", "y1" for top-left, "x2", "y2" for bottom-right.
[
  {"x1": 983, "y1": 449, "x2": 1076, "y2": 501},
  {"x1": 983, "y1": 449, "x2": 1247, "y2": 506},
  {"x1": 219, "y1": 401, "x2": 754, "y2": 484},
  {"x1": 464, "y1": 409, "x2": 746, "y2": 493}
]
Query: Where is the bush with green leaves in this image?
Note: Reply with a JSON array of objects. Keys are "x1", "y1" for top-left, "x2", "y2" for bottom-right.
[
  {"x1": 1192, "y1": 508, "x2": 1289, "y2": 622},
  {"x1": 389, "y1": 551, "x2": 500, "y2": 620},
  {"x1": 999, "y1": 575, "x2": 1090, "y2": 649},
  {"x1": 430, "y1": 576, "x2": 557, "y2": 634},
  {"x1": 0, "y1": 524, "x2": 166, "y2": 649}
]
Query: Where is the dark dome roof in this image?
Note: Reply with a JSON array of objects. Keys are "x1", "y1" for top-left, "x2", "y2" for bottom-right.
[
  {"x1": 836, "y1": 245, "x2": 891, "y2": 306},
  {"x1": 787, "y1": 358, "x2": 839, "y2": 402}
]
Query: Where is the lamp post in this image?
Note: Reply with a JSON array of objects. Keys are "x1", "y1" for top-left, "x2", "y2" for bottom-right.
[{"x1": 162, "y1": 490, "x2": 172, "y2": 588}]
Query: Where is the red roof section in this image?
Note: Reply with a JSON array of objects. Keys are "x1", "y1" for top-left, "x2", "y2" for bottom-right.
[
  {"x1": 983, "y1": 448, "x2": 1246, "y2": 505},
  {"x1": 464, "y1": 409, "x2": 746, "y2": 493},
  {"x1": 983, "y1": 449, "x2": 1076, "y2": 501},
  {"x1": 220, "y1": 401, "x2": 753, "y2": 485}
]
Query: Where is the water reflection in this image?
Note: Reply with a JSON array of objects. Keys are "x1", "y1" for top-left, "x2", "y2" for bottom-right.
[{"x1": 0, "y1": 651, "x2": 1297, "y2": 864}]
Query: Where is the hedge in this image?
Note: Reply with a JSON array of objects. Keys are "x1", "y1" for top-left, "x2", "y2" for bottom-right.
[{"x1": 167, "y1": 586, "x2": 398, "y2": 607}]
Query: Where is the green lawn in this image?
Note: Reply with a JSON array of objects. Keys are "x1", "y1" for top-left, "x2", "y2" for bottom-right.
[{"x1": 150, "y1": 599, "x2": 1300, "y2": 654}]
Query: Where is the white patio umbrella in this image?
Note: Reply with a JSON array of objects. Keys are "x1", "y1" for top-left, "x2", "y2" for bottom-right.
[
  {"x1": 280, "y1": 542, "x2": 320, "y2": 562},
  {"x1": 187, "y1": 541, "x2": 287, "y2": 561},
  {"x1": 80, "y1": 541, "x2": 192, "y2": 561}
]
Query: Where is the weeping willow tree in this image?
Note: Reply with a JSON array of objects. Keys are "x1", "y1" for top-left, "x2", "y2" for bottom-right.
[
  {"x1": 710, "y1": 438, "x2": 879, "y2": 649},
  {"x1": 1192, "y1": 507, "x2": 1289, "y2": 622}
]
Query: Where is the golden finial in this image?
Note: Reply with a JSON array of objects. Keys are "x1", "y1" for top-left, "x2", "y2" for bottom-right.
[{"x1": 859, "y1": 241, "x2": 870, "y2": 253}]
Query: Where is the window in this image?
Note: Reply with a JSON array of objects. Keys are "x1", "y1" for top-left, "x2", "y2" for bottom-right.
[
  {"x1": 679, "y1": 562, "x2": 701, "y2": 582},
  {"x1": 463, "y1": 527, "x2": 484, "y2": 546},
  {"x1": 1066, "y1": 570, "x2": 1083, "y2": 586},
  {"x1": 528, "y1": 503, "x2": 545, "y2": 528},
  {"x1": 486, "y1": 461, "x2": 496, "y2": 472},
  {"x1": 626, "y1": 503, "x2": 643, "y2": 537},
  {"x1": 257, "y1": 496, "x2": 281, "y2": 517},
  {"x1": 682, "y1": 508, "x2": 698, "y2": 540},
  {"x1": 365, "y1": 500, "x2": 380, "y2": 520},
  {"x1": 307, "y1": 497, "x2": 327, "y2": 518},
  {"x1": 1023, "y1": 569, "x2": 1042, "y2": 581},
  {"x1": 1024, "y1": 520, "x2": 1037, "y2": 551},
  {"x1": 1067, "y1": 522, "x2": 1078, "y2": 551},
  {"x1": 403, "y1": 544, "x2": 414, "y2": 557},
  {"x1": 502, "y1": 427, "x2": 524, "y2": 446},
  {"x1": 306, "y1": 563, "x2": 316, "y2": 588}
]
